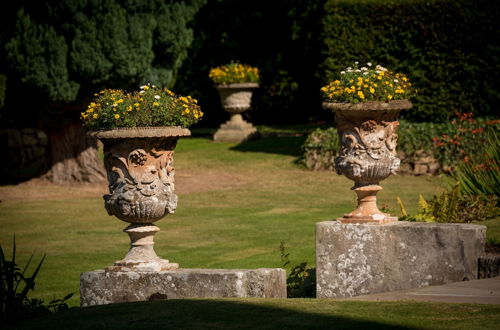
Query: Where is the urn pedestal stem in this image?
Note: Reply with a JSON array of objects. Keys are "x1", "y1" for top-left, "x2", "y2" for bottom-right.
[{"x1": 338, "y1": 185, "x2": 396, "y2": 224}]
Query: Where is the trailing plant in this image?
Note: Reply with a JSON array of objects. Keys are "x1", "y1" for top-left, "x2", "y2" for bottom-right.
[
  {"x1": 209, "y1": 62, "x2": 260, "y2": 85},
  {"x1": 81, "y1": 84, "x2": 203, "y2": 129},
  {"x1": 279, "y1": 241, "x2": 315, "y2": 298},
  {"x1": 0, "y1": 237, "x2": 73, "y2": 326},
  {"x1": 321, "y1": 62, "x2": 414, "y2": 103},
  {"x1": 397, "y1": 184, "x2": 499, "y2": 223}
]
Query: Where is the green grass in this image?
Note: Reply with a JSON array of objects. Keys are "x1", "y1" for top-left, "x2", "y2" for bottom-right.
[
  {"x1": 17, "y1": 299, "x2": 500, "y2": 330},
  {"x1": 1, "y1": 135, "x2": 499, "y2": 327}
]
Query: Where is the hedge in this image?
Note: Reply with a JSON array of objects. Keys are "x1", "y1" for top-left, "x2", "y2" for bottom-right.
[{"x1": 322, "y1": 0, "x2": 500, "y2": 122}]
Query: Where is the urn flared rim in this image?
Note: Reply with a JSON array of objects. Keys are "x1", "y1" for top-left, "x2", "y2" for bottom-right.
[
  {"x1": 323, "y1": 99, "x2": 412, "y2": 111},
  {"x1": 216, "y1": 82, "x2": 259, "y2": 89},
  {"x1": 88, "y1": 126, "x2": 191, "y2": 139}
]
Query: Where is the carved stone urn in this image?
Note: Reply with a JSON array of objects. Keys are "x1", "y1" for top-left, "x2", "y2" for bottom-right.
[
  {"x1": 213, "y1": 83, "x2": 258, "y2": 143},
  {"x1": 324, "y1": 100, "x2": 412, "y2": 224},
  {"x1": 90, "y1": 126, "x2": 190, "y2": 271}
]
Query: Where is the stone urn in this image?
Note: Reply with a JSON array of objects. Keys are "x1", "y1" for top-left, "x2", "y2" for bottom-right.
[
  {"x1": 90, "y1": 126, "x2": 190, "y2": 271},
  {"x1": 213, "y1": 83, "x2": 258, "y2": 143},
  {"x1": 324, "y1": 100, "x2": 412, "y2": 224}
]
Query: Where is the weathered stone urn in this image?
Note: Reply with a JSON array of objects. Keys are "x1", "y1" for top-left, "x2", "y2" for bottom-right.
[
  {"x1": 90, "y1": 126, "x2": 190, "y2": 271},
  {"x1": 324, "y1": 100, "x2": 412, "y2": 224},
  {"x1": 213, "y1": 83, "x2": 258, "y2": 143}
]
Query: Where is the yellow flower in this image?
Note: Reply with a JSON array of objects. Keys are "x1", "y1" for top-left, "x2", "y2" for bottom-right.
[
  {"x1": 369, "y1": 88, "x2": 375, "y2": 93},
  {"x1": 116, "y1": 99, "x2": 124, "y2": 104},
  {"x1": 114, "y1": 114, "x2": 120, "y2": 119},
  {"x1": 388, "y1": 95, "x2": 393, "y2": 100},
  {"x1": 134, "y1": 103, "x2": 140, "y2": 107},
  {"x1": 93, "y1": 114, "x2": 99, "y2": 119},
  {"x1": 357, "y1": 91, "x2": 365, "y2": 99},
  {"x1": 153, "y1": 102, "x2": 159, "y2": 106}
]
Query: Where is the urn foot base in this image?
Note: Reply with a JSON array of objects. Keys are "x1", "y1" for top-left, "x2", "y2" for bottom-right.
[
  {"x1": 336, "y1": 215, "x2": 397, "y2": 224},
  {"x1": 213, "y1": 113, "x2": 258, "y2": 143},
  {"x1": 110, "y1": 259, "x2": 179, "y2": 272}
]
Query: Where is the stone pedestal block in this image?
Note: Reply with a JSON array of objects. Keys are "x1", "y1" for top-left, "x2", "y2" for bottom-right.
[
  {"x1": 316, "y1": 221, "x2": 485, "y2": 298},
  {"x1": 81, "y1": 268, "x2": 286, "y2": 306}
]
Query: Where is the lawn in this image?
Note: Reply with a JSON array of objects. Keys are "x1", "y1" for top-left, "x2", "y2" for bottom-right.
[{"x1": 1, "y1": 134, "x2": 499, "y2": 328}]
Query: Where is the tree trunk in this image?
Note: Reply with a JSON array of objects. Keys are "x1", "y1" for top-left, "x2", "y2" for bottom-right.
[{"x1": 42, "y1": 122, "x2": 106, "y2": 183}]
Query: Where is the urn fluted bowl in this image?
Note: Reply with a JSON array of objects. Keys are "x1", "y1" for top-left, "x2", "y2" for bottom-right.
[
  {"x1": 324, "y1": 99, "x2": 412, "y2": 223},
  {"x1": 216, "y1": 82, "x2": 259, "y2": 113},
  {"x1": 90, "y1": 126, "x2": 190, "y2": 223}
]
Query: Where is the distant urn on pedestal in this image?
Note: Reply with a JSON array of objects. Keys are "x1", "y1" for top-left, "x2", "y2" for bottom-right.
[{"x1": 209, "y1": 62, "x2": 260, "y2": 143}]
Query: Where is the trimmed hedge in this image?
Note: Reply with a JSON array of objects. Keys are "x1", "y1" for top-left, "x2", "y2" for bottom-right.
[{"x1": 322, "y1": 0, "x2": 500, "y2": 122}]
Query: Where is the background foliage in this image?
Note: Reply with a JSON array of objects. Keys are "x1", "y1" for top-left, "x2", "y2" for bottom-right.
[
  {"x1": 0, "y1": 0, "x2": 205, "y2": 127},
  {"x1": 322, "y1": 0, "x2": 500, "y2": 122}
]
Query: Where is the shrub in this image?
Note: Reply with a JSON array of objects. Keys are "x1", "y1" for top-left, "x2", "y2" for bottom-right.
[
  {"x1": 279, "y1": 241, "x2": 316, "y2": 298},
  {"x1": 302, "y1": 115, "x2": 500, "y2": 171},
  {"x1": 450, "y1": 129, "x2": 499, "y2": 196},
  {"x1": 321, "y1": 62, "x2": 414, "y2": 103},
  {"x1": 209, "y1": 62, "x2": 260, "y2": 85},
  {"x1": 81, "y1": 85, "x2": 202, "y2": 129},
  {"x1": 397, "y1": 185, "x2": 499, "y2": 223},
  {"x1": 322, "y1": 0, "x2": 500, "y2": 121},
  {"x1": 0, "y1": 237, "x2": 73, "y2": 326}
]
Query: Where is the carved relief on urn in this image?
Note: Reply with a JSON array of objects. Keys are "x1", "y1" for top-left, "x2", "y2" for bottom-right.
[
  {"x1": 324, "y1": 100, "x2": 412, "y2": 224},
  {"x1": 91, "y1": 127, "x2": 190, "y2": 271}
]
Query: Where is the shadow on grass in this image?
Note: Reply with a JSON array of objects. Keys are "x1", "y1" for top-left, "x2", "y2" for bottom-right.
[
  {"x1": 17, "y1": 299, "x2": 416, "y2": 330},
  {"x1": 231, "y1": 135, "x2": 307, "y2": 157}
]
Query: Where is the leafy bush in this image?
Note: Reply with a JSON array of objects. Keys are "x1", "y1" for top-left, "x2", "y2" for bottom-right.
[
  {"x1": 321, "y1": 62, "x2": 414, "y2": 103},
  {"x1": 209, "y1": 62, "x2": 260, "y2": 85},
  {"x1": 449, "y1": 126, "x2": 500, "y2": 196},
  {"x1": 397, "y1": 185, "x2": 499, "y2": 223},
  {"x1": 81, "y1": 85, "x2": 202, "y2": 129},
  {"x1": 0, "y1": 237, "x2": 73, "y2": 326},
  {"x1": 279, "y1": 241, "x2": 316, "y2": 298},
  {"x1": 322, "y1": 0, "x2": 500, "y2": 121},
  {"x1": 302, "y1": 114, "x2": 500, "y2": 171}
]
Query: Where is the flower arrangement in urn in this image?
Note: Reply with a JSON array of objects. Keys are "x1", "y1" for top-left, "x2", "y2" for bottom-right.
[
  {"x1": 209, "y1": 62, "x2": 260, "y2": 143},
  {"x1": 82, "y1": 84, "x2": 203, "y2": 271},
  {"x1": 322, "y1": 62, "x2": 414, "y2": 224}
]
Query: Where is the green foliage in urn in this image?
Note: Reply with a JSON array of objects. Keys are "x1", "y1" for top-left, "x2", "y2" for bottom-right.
[
  {"x1": 81, "y1": 85, "x2": 203, "y2": 130},
  {"x1": 209, "y1": 62, "x2": 260, "y2": 85},
  {"x1": 321, "y1": 62, "x2": 414, "y2": 103}
]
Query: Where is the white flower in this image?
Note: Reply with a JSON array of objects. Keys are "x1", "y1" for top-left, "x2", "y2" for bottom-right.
[
  {"x1": 367, "y1": 62, "x2": 372, "y2": 66},
  {"x1": 354, "y1": 61, "x2": 359, "y2": 64},
  {"x1": 152, "y1": 85, "x2": 156, "y2": 88},
  {"x1": 341, "y1": 71, "x2": 346, "y2": 75},
  {"x1": 363, "y1": 72, "x2": 369, "y2": 75},
  {"x1": 394, "y1": 79, "x2": 399, "y2": 83},
  {"x1": 375, "y1": 70, "x2": 381, "y2": 74},
  {"x1": 361, "y1": 67, "x2": 368, "y2": 71},
  {"x1": 139, "y1": 90, "x2": 145, "y2": 94},
  {"x1": 347, "y1": 67, "x2": 352, "y2": 70},
  {"x1": 112, "y1": 103, "x2": 117, "y2": 107},
  {"x1": 355, "y1": 69, "x2": 361, "y2": 72},
  {"x1": 140, "y1": 85, "x2": 147, "y2": 90},
  {"x1": 154, "y1": 95, "x2": 161, "y2": 99}
]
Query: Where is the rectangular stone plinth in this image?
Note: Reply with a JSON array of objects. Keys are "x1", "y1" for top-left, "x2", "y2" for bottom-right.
[
  {"x1": 80, "y1": 268, "x2": 286, "y2": 306},
  {"x1": 316, "y1": 221, "x2": 486, "y2": 298}
]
